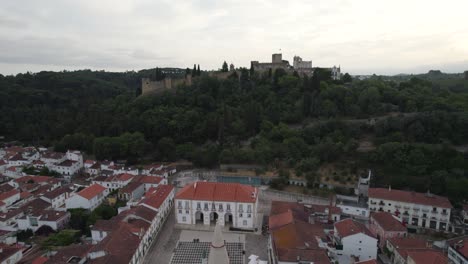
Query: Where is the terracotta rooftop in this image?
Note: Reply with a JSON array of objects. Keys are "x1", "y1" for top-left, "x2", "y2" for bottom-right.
[
  {"x1": 135, "y1": 175, "x2": 163, "y2": 184},
  {"x1": 140, "y1": 184, "x2": 174, "y2": 210},
  {"x1": 85, "y1": 160, "x2": 95, "y2": 165},
  {"x1": 15, "y1": 175, "x2": 57, "y2": 184},
  {"x1": 275, "y1": 248, "x2": 330, "y2": 263},
  {"x1": 89, "y1": 223, "x2": 141, "y2": 264},
  {"x1": 335, "y1": 218, "x2": 374, "y2": 238},
  {"x1": 269, "y1": 210, "x2": 295, "y2": 230},
  {"x1": 369, "y1": 188, "x2": 452, "y2": 208},
  {"x1": 406, "y1": 250, "x2": 447, "y2": 264},
  {"x1": 0, "y1": 189, "x2": 19, "y2": 202},
  {"x1": 44, "y1": 244, "x2": 92, "y2": 264},
  {"x1": 42, "y1": 186, "x2": 72, "y2": 199},
  {"x1": 371, "y1": 211, "x2": 407, "y2": 232},
  {"x1": 388, "y1": 237, "x2": 429, "y2": 252},
  {"x1": 176, "y1": 182, "x2": 258, "y2": 203},
  {"x1": 119, "y1": 182, "x2": 144, "y2": 194},
  {"x1": 77, "y1": 184, "x2": 106, "y2": 200},
  {"x1": 41, "y1": 151, "x2": 65, "y2": 160},
  {"x1": 32, "y1": 256, "x2": 48, "y2": 264},
  {"x1": 0, "y1": 184, "x2": 14, "y2": 193},
  {"x1": 0, "y1": 243, "x2": 23, "y2": 263},
  {"x1": 449, "y1": 237, "x2": 468, "y2": 259},
  {"x1": 57, "y1": 160, "x2": 77, "y2": 167}
]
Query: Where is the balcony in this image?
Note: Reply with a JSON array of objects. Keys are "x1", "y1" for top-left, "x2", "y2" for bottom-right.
[
  {"x1": 226, "y1": 208, "x2": 231, "y2": 212},
  {"x1": 196, "y1": 207, "x2": 201, "y2": 211},
  {"x1": 203, "y1": 207, "x2": 209, "y2": 211},
  {"x1": 370, "y1": 201, "x2": 377, "y2": 205},
  {"x1": 441, "y1": 211, "x2": 448, "y2": 216},
  {"x1": 422, "y1": 209, "x2": 430, "y2": 213},
  {"x1": 403, "y1": 206, "x2": 410, "y2": 210},
  {"x1": 413, "y1": 207, "x2": 420, "y2": 212},
  {"x1": 379, "y1": 201, "x2": 385, "y2": 206},
  {"x1": 218, "y1": 208, "x2": 224, "y2": 212}
]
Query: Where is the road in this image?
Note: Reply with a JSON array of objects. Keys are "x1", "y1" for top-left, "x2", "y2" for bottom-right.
[{"x1": 143, "y1": 209, "x2": 180, "y2": 264}]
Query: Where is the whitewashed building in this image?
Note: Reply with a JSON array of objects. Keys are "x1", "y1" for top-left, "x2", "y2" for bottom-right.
[
  {"x1": 17, "y1": 210, "x2": 70, "y2": 232},
  {"x1": 332, "y1": 218, "x2": 378, "y2": 263},
  {"x1": 175, "y1": 182, "x2": 259, "y2": 229},
  {"x1": 368, "y1": 188, "x2": 452, "y2": 231},
  {"x1": 65, "y1": 184, "x2": 109, "y2": 210}
]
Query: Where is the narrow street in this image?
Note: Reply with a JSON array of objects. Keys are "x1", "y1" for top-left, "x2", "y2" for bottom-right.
[{"x1": 143, "y1": 209, "x2": 180, "y2": 264}]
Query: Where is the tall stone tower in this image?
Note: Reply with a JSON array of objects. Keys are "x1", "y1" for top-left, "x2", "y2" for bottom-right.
[
  {"x1": 208, "y1": 220, "x2": 229, "y2": 264},
  {"x1": 272, "y1": 53, "x2": 282, "y2": 64}
]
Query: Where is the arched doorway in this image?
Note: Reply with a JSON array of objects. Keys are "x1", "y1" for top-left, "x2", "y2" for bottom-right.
[
  {"x1": 210, "y1": 212, "x2": 218, "y2": 225},
  {"x1": 225, "y1": 212, "x2": 233, "y2": 226},
  {"x1": 195, "y1": 211, "x2": 204, "y2": 224}
]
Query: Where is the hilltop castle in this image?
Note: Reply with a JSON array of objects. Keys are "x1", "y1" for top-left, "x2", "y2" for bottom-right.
[
  {"x1": 251, "y1": 53, "x2": 341, "y2": 80},
  {"x1": 141, "y1": 53, "x2": 342, "y2": 95}
]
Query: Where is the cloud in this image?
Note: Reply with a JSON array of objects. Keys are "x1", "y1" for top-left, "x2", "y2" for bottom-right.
[{"x1": 0, "y1": 0, "x2": 467, "y2": 75}]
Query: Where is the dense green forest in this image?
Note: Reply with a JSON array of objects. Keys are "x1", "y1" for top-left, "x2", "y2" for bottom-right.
[{"x1": 1, "y1": 68, "x2": 467, "y2": 203}]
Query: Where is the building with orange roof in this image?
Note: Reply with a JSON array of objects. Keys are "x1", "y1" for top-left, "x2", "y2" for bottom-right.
[
  {"x1": 369, "y1": 211, "x2": 407, "y2": 248},
  {"x1": 0, "y1": 189, "x2": 20, "y2": 207},
  {"x1": 175, "y1": 182, "x2": 259, "y2": 229},
  {"x1": 386, "y1": 237, "x2": 432, "y2": 264},
  {"x1": 0, "y1": 243, "x2": 23, "y2": 264},
  {"x1": 65, "y1": 184, "x2": 109, "y2": 210},
  {"x1": 406, "y1": 250, "x2": 447, "y2": 264},
  {"x1": 368, "y1": 188, "x2": 452, "y2": 231},
  {"x1": 448, "y1": 236, "x2": 468, "y2": 264},
  {"x1": 332, "y1": 218, "x2": 378, "y2": 263},
  {"x1": 92, "y1": 173, "x2": 135, "y2": 192},
  {"x1": 268, "y1": 200, "x2": 330, "y2": 264}
]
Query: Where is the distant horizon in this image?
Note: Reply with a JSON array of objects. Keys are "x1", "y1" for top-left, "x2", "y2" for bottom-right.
[{"x1": 0, "y1": 62, "x2": 466, "y2": 77}]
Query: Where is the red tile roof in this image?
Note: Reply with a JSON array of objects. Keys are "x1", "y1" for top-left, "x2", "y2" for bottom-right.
[
  {"x1": 0, "y1": 160, "x2": 6, "y2": 166},
  {"x1": 269, "y1": 210, "x2": 295, "y2": 230},
  {"x1": 0, "y1": 189, "x2": 19, "y2": 201},
  {"x1": 176, "y1": 182, "x2": 258, "y2": 203},
  {"x1": 406, "y1": 250, "x2": 447, "y2": 264},
  {"x1": 89, "y1": 223, "x2": 141, "y2": 263},
  {"x1": 77, "y1": 184, "x2": 106, "y2": 200},
  {"x1": 44, "y1": 244, "x2": 92, "y2": 264},
  {"x1": 371, "y1": 212, "x2": 407, "y2": 232},
  {"x1": 135, "y1": 175, "x2": 163, "y2": 184},
  {"x1": 140, "y1": 184, "x2": 174, "y2": 210},
  {"x1": 20, "y1": 191, "x2": 32, "y2": 199},
  {"x1": 335, "y1": 218, "x2": 374, "y2": 238},
  {"x1": 32, "y1": 256, "x2": 48, "y2": 264},
  {"x1": 388, "y1": 237, "x2": 428, "y2": 249},
  {"x1": 85, "y1": 160, "x2": 95, "y2": 165},
  {"x1": 57, "y1": 160, "x2": 77, "y2": 167},
  {"x1": 369, "y1": 188, "x2": 452, "y2": 208},
  {"x1": 0, "y1": 243, "x2": 23, "y2": 263},
  {"x1": 15, "y1": 175, "x2": 55, "y2": 184},
  {"x1": 116, "y1": 173, "x2": 134, "y2": 181},
  {"x1": 449, "y1": 237, "x2": 468, "y2": 259},
  {"x1": 275, "y1": 248, "x2": 330, "y2": 263}
]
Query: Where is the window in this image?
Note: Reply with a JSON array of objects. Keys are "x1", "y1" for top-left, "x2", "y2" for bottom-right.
[
  {"x1": 178, "y1": 210, "x2": 182, "y2": 214},
  {"x1": 359, "y1": 241, "x2": 362, "y2": 243},
  {"x1": 388, "y1": 203, "x2": 391, "y2": 206},
  {"x1": 197, "y1": 202, "x2": 201, "y2": 210},
  {"x1": 178, "y1": 201, "x2": 182, "y2": 208},
  {"x1": 243, "y1": 220, "x2": 247, "y2": 226},
  {"x1": 240, "y1": 213, "x2": 243, "y2": 217},
  {"x1": 433, "y1": 207, "x2": 437, "y2": 212},
  {"x1": 219, "y1": 204, "x2": 223, "y2": 211},
  {"x1": 239, "y1": 204, "x2": 243, "y2": 211},
  {"x1": 359, "y1": 248, "x2": 361, "y2": 251},
  {"x1": 248, "y1": 214, "x2": 251, "y2": 218},
  {"x1": 185, "y1": 201, "x2": 189, "y2": 208},
  {"x1": 204, "y1": 203, "x2": 208, "y2": 210},
  {"x1": 247, "y1": 204, "x2": 252, "y2": 213},
  {"x1": 186, "y1": 210, "x2": 189, "y2": 214},
  {"x1": 182, "y1": 216, "x2": 186, "y2": 222},
  {"x1": 227, "y1": 204, "x2": 231, "y2": 211}
]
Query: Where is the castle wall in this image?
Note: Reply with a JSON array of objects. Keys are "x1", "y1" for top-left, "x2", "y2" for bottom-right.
[{"x1": 141, "y1": 75, "x2": 192, "y2": 95}]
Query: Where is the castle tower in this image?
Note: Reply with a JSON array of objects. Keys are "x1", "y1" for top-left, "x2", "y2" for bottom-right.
[{"x1": 208, "y1": 220, "x2": 229, "y2": 264}]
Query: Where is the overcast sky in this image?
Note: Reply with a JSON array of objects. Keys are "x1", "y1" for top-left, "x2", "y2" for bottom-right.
[{"x1": 1, "y1": 0, "x2": 467, "y2": 75}]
